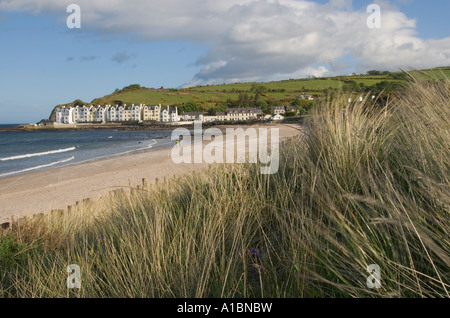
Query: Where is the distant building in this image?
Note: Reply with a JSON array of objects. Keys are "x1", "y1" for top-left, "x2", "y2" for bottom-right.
[
  {"x1": 271, "y1": 114, "x2": 284, "y2": 121},
  {"x1": 161, "y1": 105, "x2": 179, "y2": 122},
  {"x1": 88, "y1": 106, "x2": 96, "y2": 122},
  {"x1": 297, "y1": 93, "x2": 314, "y2": 100},
  {"x1": 142, "y1": 104, "x2": 161, "y2": 122},
  {"x1": 182, "y1": 112, "x2": 204, "y2": 122},
  {"x1": 55, "y1": 104, "x2": 178, "y2": 124},
  {"x1": 131, "y1": 104, "x2": 142, "y2": 122},
  {"x1": 203, "y1": 116, "x2": 217, "y2": 123},
  {"x1": 285, "y1": 106, "x2": 300, "y2": 115},
  {"x1": 37, "y1": 119, "x2": 55, "y2": 126},
  {"x1": 78, "y1": 105, "x2": 90, "y2": 122},
  {"x1": 221, "y1": 107, "x2": 262, "y2": 121},
  {"x1": 95, "y1": 105, "x2": 108, "y2": 122},
  {"x1": 55, "y1": 108, "x2": 63, "y2": 123},
  {"x1": 216, "y1": 112, "x2": 227, "y2": 121},
  {"x1": 55, "y1": 106, "x2": 75, "y2": 124},
  {"x1": 72, "y1": 106, "x2": 80, "y2": 122},
  {"x1": 107, "y1": 105, "x2": 118, "y2": 121},
  {"x1": 273, "y1": 106, "x2": 286, "y2": 115},
  {"x1": 56, "y1": 104, "x2": 267, "y2": 124}
]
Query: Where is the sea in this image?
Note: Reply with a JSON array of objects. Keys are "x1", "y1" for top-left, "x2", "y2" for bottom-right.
[{"x1": 0, "y1": 125, "x2": 175, "y2": 178}]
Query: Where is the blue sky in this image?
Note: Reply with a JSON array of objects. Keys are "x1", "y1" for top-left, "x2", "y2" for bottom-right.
[{"x1": 0, "y1": 0, "x2": 449, "y2": 124}]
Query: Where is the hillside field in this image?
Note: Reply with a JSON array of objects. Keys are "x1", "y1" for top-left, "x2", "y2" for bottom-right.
[{"x1": 51, "y1": 67, "x2": 450, "y2": 117}]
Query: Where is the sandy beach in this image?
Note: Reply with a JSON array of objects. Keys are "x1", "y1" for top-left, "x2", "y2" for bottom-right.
[{"x1": 0, "y1": 123, "x2": 302, "y2": 224}]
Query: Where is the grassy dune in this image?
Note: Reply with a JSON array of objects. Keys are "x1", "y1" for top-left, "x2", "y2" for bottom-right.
[{"x1": 1, "y1": 77, "x2": 449, "y2": 298}]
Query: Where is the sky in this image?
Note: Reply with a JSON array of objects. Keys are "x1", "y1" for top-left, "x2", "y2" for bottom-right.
[{"x1": 0, "y1": 0, "x2": 449, "y2": 124}]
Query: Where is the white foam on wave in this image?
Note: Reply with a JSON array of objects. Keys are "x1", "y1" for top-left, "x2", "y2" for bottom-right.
[
  {"x1": 0, "y1": 139, "x2": 162, "y2": 178},
  {"x1": 0, "y1": 156, "x2": 75, "y2": 177},
  {"x1": 66, "y1": 139, "x2": 160, "y2": 166},
  {"x1": 0, "y1": 147, "x2": 76, "y2": 161},
  {"x1": 147, "y1": 139, "x2": 157, "y2": 148},
  {"x1": 113, "y1": 139, "x2": 158, "y2": 156}
]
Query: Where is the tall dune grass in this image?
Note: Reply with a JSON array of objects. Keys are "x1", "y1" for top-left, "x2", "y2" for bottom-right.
[{"x1": 1, "y1": 78, "x2": 448, "y2": 298}]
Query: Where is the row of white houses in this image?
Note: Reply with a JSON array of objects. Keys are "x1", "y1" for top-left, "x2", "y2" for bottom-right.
[
  {"x1": 55, "y1": 104, "x2": 179, "y2": 124},
  {"x1": 56, "y1": 105, "x2": 264, "y2": 124},
  {"x1": 183, "y1": 107, "x2": 263, "y2": 123}
]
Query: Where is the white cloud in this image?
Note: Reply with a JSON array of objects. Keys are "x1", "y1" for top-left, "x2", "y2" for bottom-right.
[{"x1": 1, "y1": 0, "x2": 449, "y2": 85}]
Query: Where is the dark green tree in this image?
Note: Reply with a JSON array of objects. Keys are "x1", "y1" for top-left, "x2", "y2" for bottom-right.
[
  {"x1": 367, "y1": 70, "x2": 382, "y2": 76},
  {"x1": 255, "y1": 100, "x2": 270, "y2": 114},
  {"x1": 122, "y1": 84, "x2": 142, "y2": 91},
  {"x1": 179, "y1": 101, "x2": 199, "y2": 113},
  {"x1": 237, "y1": 92, "x2": 251, "y2": 107},
  {"x1": 72, "y1": 99, "x2": 88, "y2": 106}
]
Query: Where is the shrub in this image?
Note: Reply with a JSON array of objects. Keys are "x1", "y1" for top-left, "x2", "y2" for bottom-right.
[{"x1": 0, "y1": 234, "x2": 27, "y2": 270}]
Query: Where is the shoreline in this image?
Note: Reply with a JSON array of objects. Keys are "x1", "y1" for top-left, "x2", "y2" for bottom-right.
[
  {"x1": 0, "y1": 122, "x2": 298, "y2": 179},
  {"x1": 0, "y1": 120, "x2": 302, "y2": 132},
  {"x1": 0, "y1": 123, "x2": 303, "y2": 224},
  {"x1": 0, "y1": 145, "x2": 205, "y2": 224}
]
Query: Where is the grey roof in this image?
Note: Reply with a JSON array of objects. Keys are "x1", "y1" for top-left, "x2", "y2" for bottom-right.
[
  {"x1": 226, "y1": 107, "x2": 262, "y2": 114},
  {"x1": 183, "y1": 111, "x2": 204, "y2": 116}
]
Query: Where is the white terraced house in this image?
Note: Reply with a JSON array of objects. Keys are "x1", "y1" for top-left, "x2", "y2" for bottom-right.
[
  {"x1": 70, "y1": 105, "x2": 88, "y2": 123},
  {"x1": 131, "y1": 104, "x2": 142, "y2": 122},
  {"x1": 216, "y1": 107, "x2": 262, "y2": 121},
  {"x1": 168, "y1": 106, "x2": 179, "y2": 122},
  {"x1": 72, "y1": 106, "x2": 80, "y2": 122},
  {"x1": 273, "y1": 105, "x2": 299, "y2": 116},
  {"x1": 55, "y1": 106, "x2": 74, "y2": 124},
  {"x1": 216, "y1": 112, "x2": 226, "y2": 121},
  {"x1": 142, "y1": 104, "x2": 160, "y2": 122},
  {"x1": 117, "y1": 106, "x2": 125, "y2": 121},
  {"x1": 160, "y1": 105, "x2": 179, "y2": 122},
  {"x1": 107, "y1": 105, "x2": 117, "y2": 122},
  {"x1": 180, "y1": 107, "x2": 263, "y2": 123},
  {"x1": 55, "y1": 105, "x2": 265, "y2": 124},
  {"x1": 182, "y1": 112, "x2": 204, "y2": 121},
  {"x1": 273, "y1": 106, "x2": 286, "y2": 115},
  {"x1": 160, "y1": 107, "x2": 169, "y2": 122},
  {"x1": 88, "y1": 106, "x2": 96, "y2": 122},
  {"x1": 123, "y1": 106, "x2": 133, "y2": 121},
  {"x1": 95, "y1": 105, "x2": 108, "y2": 122},
  {"x1": 55, "y1": 107, "x2": 63, "y2": 123},
  {"x1": 80, "y1": 105, "x2": 90, "y2": 122},
  {"x1": 55, "y1": 104, "x2": 179, "y2": 124}
]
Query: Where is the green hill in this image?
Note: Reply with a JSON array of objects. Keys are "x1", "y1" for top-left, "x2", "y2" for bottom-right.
[{"x1": 50, "y1": 67, "x2": 450, "y2": 119}]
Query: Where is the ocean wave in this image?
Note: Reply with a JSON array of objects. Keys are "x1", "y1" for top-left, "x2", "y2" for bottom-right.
[
  {"x1": 107, "y1": 139, "x2": 158, "y2": 157},
  {"x1": 66, "y1": 139, "x2": 160, "y2": 166},
  {"x1": 0, "y1": 156, "x2": 75, "y2": 177},
  {"x1": 0, "y1": 147, "x2": 76, "y2": 161}
]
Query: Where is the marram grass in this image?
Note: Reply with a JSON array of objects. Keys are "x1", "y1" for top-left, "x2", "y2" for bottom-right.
[{"x1": 1, "y1": 78, "x2": 449, "y2": 298}]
